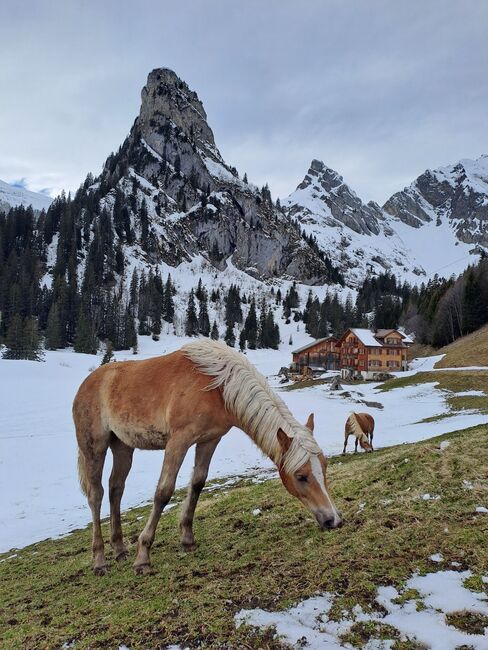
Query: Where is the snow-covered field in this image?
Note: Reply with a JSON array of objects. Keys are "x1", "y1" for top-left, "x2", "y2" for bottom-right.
[
  {"x1": 236, "y1": 569, "x2": 488, "y2": 649},
  {"x1": 1, "y1": 334, "x2": 487, "y2": 553}
]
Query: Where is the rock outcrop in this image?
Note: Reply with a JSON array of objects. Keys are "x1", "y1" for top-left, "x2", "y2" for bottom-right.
[{"x1": 93, "y1": 68, "x2": 337, "y2": 284}]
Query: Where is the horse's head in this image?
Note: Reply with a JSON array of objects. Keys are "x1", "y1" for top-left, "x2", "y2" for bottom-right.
[
  {"x1": 277, "y1": 413, "x2": 342, "y2": 531},
  {"x1": 359, "y1": 433, "x2": 372, "y2": 452}
]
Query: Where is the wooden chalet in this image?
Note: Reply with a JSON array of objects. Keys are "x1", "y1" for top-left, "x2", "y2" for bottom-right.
[
  {"x1": 291, "y1": 336, "x2": 340, "y2": 372},
  {"x1": 337, "y1": 328, "x2": 409, "y2": 374}
]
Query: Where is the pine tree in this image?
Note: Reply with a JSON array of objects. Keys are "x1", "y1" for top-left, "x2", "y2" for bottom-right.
[
  {"x1": 244, "y1": 297, "x2": 258, "y2": 349},
  {"x1": 74, "y1": 304, "x2": 98, "y2": 354},
  {"x1": 224, "y1": 322, "x2": 235, "y2": 347},
  {"x1": 210, "y1": 320, "x2": 219, "y2": 340},
  {"x1": 185, "y1": 289, "x2": 199, "y2": 337},
  {"x1": 101, "y1": 341, "x2": 114, "y2": 365},
  {"x1": 198, "y1": 294, "x2": 211, "y2": 337},
  {"x1": 463, "y1": 269, "x2": 484, "y2": 334},
  {"x1": 22, "y1": 316, "x2": 44, "y2": 361},
  {"x1": 45, "y1": 303, "x2": 63, "y2": 350},
  {"x1": 163, "y1": 275, "x2": 175, "y2": 323},
  {"x1": 3, "y1": 314, "x2": 25, "y2": 360}
]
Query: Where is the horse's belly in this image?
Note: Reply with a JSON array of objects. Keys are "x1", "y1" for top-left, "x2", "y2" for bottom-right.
[{"x1": 109, "y1": 416, "x2": 169, "y2": 450}]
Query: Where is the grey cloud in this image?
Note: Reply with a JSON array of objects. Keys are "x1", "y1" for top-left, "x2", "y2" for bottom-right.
[{"x1": 0, "y1": 0, "x2": 486, "y2": 203}]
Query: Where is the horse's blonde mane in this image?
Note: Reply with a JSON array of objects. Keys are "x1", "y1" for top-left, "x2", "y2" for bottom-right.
[
  {"x1": 182, "y1": 340, "x2": 321, "y2": 473},
  {"x1": 348, "y1": 412, "x2": 368, "y2": 441}
]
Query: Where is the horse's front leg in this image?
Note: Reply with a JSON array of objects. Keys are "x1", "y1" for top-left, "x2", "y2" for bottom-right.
[
  {"x1": 179, "y1": 438, "x2": 221, "y2": 551},
  {"x1": 109, "y1": 437, "x2": 134, "y2": 561},
  {"x1": 134, "y1": 436, "x2": 190, "y2": 575}
]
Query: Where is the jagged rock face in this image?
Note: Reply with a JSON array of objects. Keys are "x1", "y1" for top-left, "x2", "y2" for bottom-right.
[
  {"x1": 282, "y1": 160, "x2": 421, "y2": 286},
  {"x1": 383, "y1": 155, "x2": 488, "y2": 248},
  {"x1": 291, "y1": 160, "x2": 383, "y2": 236},
  {"x1": 95, "y1": 68, "x2": 330, "y2": 284}
]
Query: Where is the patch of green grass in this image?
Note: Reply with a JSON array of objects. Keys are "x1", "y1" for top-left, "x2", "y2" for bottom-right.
[
  {"x1": 380, "y1": 370, "x2": 488, "y2": 394},
  {"x1": 463, "y1": 574, "x2": 488, "y2": 594},
  {"x1": 1, "y1": 425, "x2": 488, "y2": 649},
  {"x1": 339, "y1": 621, "x2": 401, "y2": 647},
  {"x1": 445, "y1": 611, "x2": 488, "y2": 635}
]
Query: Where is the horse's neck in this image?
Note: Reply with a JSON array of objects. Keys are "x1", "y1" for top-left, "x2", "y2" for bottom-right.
[{"x1": 235, "y1": 418, "x2": 280, "y2": 465}]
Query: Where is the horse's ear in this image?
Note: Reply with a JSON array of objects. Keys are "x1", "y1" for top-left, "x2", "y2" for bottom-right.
[
  {"x1": 277, "y1": 428, "x2": 292, "y2": 454},
  {"x1": 305, "y1": 412, "x2": 314, "y2": 432}
]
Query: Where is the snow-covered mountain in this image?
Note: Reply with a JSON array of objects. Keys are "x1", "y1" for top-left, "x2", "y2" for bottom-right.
[
  {"x1": 84, "y1": 68, "x2": 336, "y2": 285},
  {"x1": 0, "y1": 179, "x2": 53, "y2": 213},
  {"x1": 283, "y1": 156, "x2": 488, "y2": 286},
  {"x1": 282, "y1": 160, "x2": 424, "y2": 286},
  {"x1": 383, "y1": 155, "x2": 488, "y2": 277}
]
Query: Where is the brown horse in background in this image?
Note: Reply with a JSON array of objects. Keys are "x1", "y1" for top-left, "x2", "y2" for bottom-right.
[
  {"x1": 342, "y1": 412, "x2": 375, "y2": 454},
  {"x1": 73, "y1": 340, "x2": 342, "y2": 575}
]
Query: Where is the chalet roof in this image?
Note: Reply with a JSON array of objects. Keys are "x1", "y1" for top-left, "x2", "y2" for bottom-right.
[
  {"x1": 350, "y1": 328, "x2": 383, "y2": 347},
  {"x1": 374, "y1": 329, "x2": 398, "y2": 338},
  {"x1": 292, "y1": 336, "x2": 337, "y2": 355}
]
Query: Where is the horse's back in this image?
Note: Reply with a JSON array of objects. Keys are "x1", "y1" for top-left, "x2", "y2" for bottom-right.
[
  {"x1": 347, "y1": 412, "x2": 374, "y2": 434},
  {"x1": 73, "y1": 350, "x2": 232, "y2": 450},
  {"x1": 356, "y1": 412, "x2": 374, "y2": 433}
]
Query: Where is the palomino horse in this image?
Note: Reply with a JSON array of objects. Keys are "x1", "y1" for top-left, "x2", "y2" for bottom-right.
[
  {"x1": 73, "y1": 340, "x2": 342, "y2": 575},
  {"x1": 342, "y1": 412, "x2": 375, "y2": 454}
]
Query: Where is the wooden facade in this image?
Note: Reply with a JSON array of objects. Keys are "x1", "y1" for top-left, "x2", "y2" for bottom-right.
[
  {"x1": 337, "y1": 328, "x2": 408, "y2": 373},
  {"x1": 291, "y1": 336, "x2": 340, "y2": 371},
  {"x1": 291, "y1": 329, "x2": 411, "y2": 375}
]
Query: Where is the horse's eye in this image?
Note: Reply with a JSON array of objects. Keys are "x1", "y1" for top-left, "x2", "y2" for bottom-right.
[{"x1": 297, "y1": 475, "x2": 308, "y2": 483}]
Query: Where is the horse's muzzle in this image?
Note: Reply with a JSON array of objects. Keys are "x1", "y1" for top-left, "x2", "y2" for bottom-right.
[{"x1": 316, "y1": 511, "x2": 343, "y2": 530}]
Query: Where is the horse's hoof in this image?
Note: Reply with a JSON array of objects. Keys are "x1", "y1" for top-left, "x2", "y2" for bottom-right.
[
  {"x1": 93, "y1": 565, "x2": 108, "y2": 576},
  {"x1": 181, "y1": 541, "x2": 197, "y2": 552},
  {"x1": 115, "y1": 550, "x2": 128, "y2": 562},
  {"x1": 134, "y1": 563, "x2": 151, "y2": 576}
]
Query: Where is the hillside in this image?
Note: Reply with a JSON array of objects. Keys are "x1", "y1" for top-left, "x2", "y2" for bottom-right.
[
  {"x1": 435, "y1": 323, "x2": 488, "y2": 368},
  {"x1": 1, "y1": 424, "x2": 488, "y2": 649}
]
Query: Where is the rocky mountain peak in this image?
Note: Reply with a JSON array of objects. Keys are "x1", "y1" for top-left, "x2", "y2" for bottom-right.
[
  {"x1": 90, "y1": 69, "x2": 336, "y2": 284},
  {"x1": 299, "y1": 159, "x2": 344, "y2": 193},
  {"x1": 383, "y1": 154, "x2": 488, "y2": 245},
  {"x1": 287, "y1": 160, "x2": 382, "y2": 237},
  {"x1": 139, "y1": 68, "x2": 216, "y2": 157}
]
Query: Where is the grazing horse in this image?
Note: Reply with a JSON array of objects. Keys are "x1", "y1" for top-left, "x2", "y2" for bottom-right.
[
  {"x1": 73, "y1": 340, "x2": 342, "y2": 575},
  {"x1": 342, "y1": 412, "x2": 374, "y2": 455}
]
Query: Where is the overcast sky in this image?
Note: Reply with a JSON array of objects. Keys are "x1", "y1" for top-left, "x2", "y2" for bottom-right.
[{"x1": 1, "y1": 0, "x2": 487, "y2": 204}]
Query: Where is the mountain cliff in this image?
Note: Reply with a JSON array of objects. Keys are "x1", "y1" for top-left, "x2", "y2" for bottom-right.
[
  {"x1": 283, "y1": 156, "x2": 488, "y2": 285},
  {"x1": 383, "y1": 155, "x2": 488, "y2": 244},
  {"x1": 88, "y1": 68, "x2": 337, "y2": 284},
  {"x1": 282, "y1": 160, "x2": 424, "y2": 286}
]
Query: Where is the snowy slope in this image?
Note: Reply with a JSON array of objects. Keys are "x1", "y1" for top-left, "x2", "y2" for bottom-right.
[
  {"x1": 284, "y1": 156, "x2": 488, "y2": 285},
  {"x1": 283, "y1": 160, "x2": 425, "y2": 286},
  {"x1": 383, "y1": 154, "x2": 488, "y2": 275},
  {"x1": 2, "y1": 331, "x2": 487, "y2": 553},
  {"x1": 0, "y1": 179, "x2": 53, "y2": 212}
]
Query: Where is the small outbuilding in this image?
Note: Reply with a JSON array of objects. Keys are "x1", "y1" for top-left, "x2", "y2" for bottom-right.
[{"x1": 291, "y1": 336, "x2": 340, "y2": 372}]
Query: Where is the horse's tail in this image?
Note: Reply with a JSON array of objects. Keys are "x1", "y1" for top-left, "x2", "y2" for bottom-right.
[{"x1": 77, "y1": 449, "x2": 89, "y2": 496}]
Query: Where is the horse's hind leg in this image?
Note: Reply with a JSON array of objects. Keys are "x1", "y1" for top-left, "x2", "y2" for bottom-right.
[
  {"x1": 134, "y1": 435, "x2": 190, "y2": 574},
  {"x1": 369, "y1": 431, "x2": 374, "y2": 451},
  {"x1": 81, "y1": 439, "x2": 110, "y2": 575},
  {"x1": 342, "y1": 425, "x2": 350, "y2": 455},
  {"x1": 109, "y1": 437, "x2": 134, "y2": 561},
  {"x1": 179, "y1": 438, "x2": 220, "y2": 551}
]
